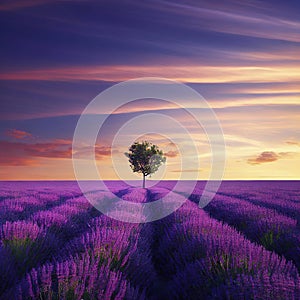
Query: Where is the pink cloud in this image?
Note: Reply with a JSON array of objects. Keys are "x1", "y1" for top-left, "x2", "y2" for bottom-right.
[
  {"x1": 5, "y1": 129, "x2": 32, "y2": 139},
  {"x1": 95, "y1": 146, "x2": 113, "y2": 159},
  {"x1": 165, "y1": 150, "x2": 179, "y2": 158}
]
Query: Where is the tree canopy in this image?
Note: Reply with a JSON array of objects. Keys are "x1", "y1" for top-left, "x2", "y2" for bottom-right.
[{"x1": 125, "y1": 141, "x2": 166, "y2": 188}]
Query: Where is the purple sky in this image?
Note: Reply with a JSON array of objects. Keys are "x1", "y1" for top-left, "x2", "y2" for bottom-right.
[{"x1": 0, "y1": 0, "x2": 299, "y2": 180}]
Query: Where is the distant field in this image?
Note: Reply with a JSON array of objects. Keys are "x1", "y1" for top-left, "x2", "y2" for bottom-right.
[{"x1": 0, "y1": 181, "x2": 299, "y2": 299}]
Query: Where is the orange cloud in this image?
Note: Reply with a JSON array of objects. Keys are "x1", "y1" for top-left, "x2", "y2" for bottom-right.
[
  {"x1": 0, "y1": 141, "x2": 38, "y2": 166},
  {"x1": 0, "y1": 140, "x2": 71, "y2": 166},
  {"x1": 25, "y1": 142, "x2": 72, "y2": 159},
  {"x1": 5, "y1": 129, "x2": 32, "y2": 139},
  {"x1": 75, "y1": 145, "x2": 115, "y2": 160},
  {"x1": 247, "y1": 151, "x2": 295, "y2": 165},
  {"x1": 0, "y1": 139, "x2": 114, "y2": 166}
]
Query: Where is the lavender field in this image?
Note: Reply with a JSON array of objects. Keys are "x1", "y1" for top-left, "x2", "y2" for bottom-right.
[{"x1": 0, "y1": 181, "x2": 300, "y2": 300}]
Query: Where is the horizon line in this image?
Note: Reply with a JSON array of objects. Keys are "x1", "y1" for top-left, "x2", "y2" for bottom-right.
[{"x1": 0, "y1": 179, "x2": 299, "y2": 182}]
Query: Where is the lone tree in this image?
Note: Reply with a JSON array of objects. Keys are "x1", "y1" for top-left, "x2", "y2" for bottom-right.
[{"x1": 125, "y1": 141, "x2": 166, "y2": 188}]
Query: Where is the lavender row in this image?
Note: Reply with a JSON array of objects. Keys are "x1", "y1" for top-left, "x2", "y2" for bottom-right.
[
  {"x1": 4, "y1": 214, "x2": 148, "y2": 299},
  {"x1": 216, "y1": 181, "x2": 300, "y2": 200},
  {"x1": 0, "y1": 195, "x2": 108, "y2": 296},
  {"x1": 0, "y1": 188, "x2": 86, "y2": 225},
  {"x1": 240, "y1": 192, "x2": 300, "y2": 225},
  {"x1": 209, "y1": 181, "x2": 300, "y2": 224},
  {"x1": 0, "y1": 188, "x2": 157, "y2": 298},
  {"x1": 5, "y1": 190, "x2": 186, "y2": 299},
  {"x1": 5, "y1": 251, "x2": 144, "y2": 299},
  {"x1": 156, "y1": 199, "x2": 300, "y2": 299},
  {"x1": 201, "y1": 193, "x2": 300, "y2": 271}
]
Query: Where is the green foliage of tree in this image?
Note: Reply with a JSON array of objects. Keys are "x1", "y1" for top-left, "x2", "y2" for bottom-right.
[{"x1": 125, "y1": 141, "x2": 166, "y2": 188}]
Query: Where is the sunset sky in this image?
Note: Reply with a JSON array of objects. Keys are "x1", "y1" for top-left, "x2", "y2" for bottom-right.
[{"x1": 0, "y1": 0, "x2": 299, "y2": 180}]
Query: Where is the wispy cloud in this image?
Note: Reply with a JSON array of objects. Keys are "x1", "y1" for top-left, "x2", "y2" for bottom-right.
[
  {"x1": 286, "y1": 141, "x2": 300, "y2": 146},
  {"x1": 1, "y1": 64, "x2": 299, "y2": 84},
  {"x1": 0, "y1": 0, "x2": 55, "y2": 11},
  {"x1": 171, "y1": 169, "x2": 201, "y2": 173},
  {"x1": 139, "y1": 1, "x2": 300, "y2": 43}
]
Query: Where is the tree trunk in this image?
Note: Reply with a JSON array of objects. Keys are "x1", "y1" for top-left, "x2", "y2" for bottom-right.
[{"x1": 143, "y1": 173, "x2": 146, "y2": 188}]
